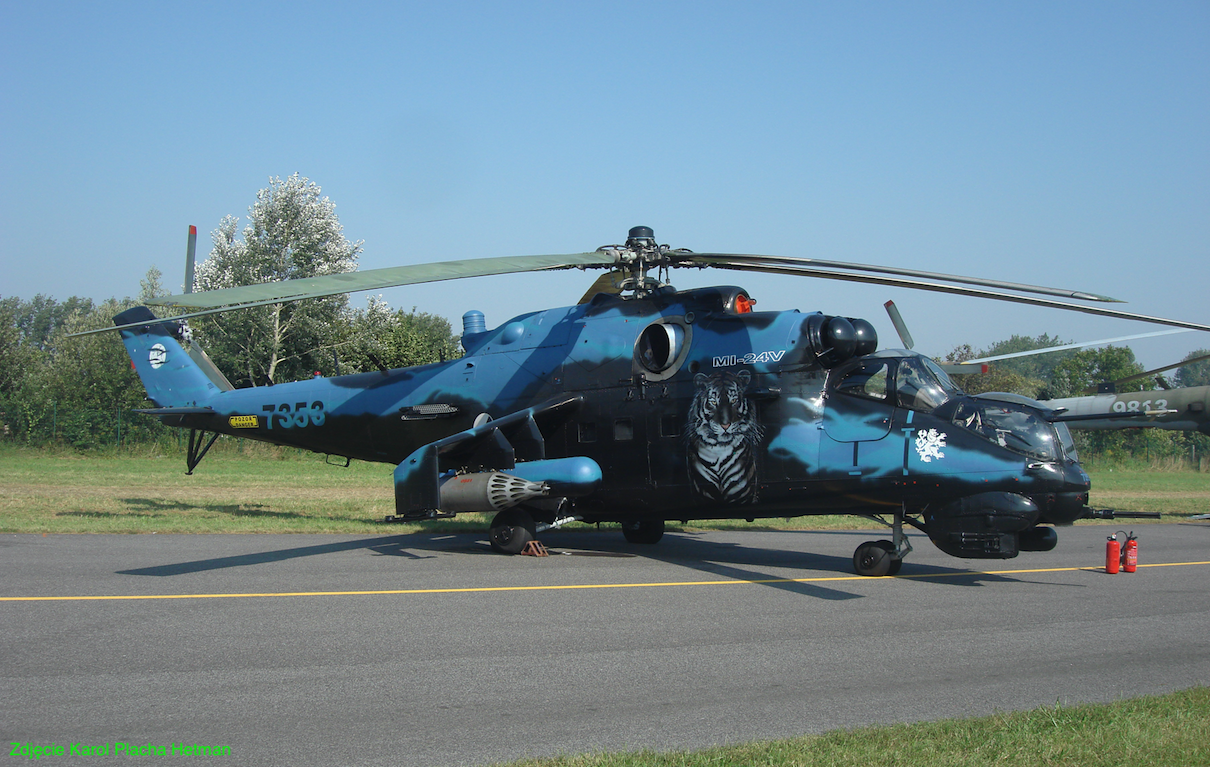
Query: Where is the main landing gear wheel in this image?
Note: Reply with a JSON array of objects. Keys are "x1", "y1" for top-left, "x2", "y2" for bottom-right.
[
  {"x1": 621, "y1": 519, "x2": 665, "y2": 544},
  {"x1": 853, "y1": 540, "x2": 902, "y2": 577},
  {"x1": 489, "y1": 508, "x2": 536, "y2": 555}
]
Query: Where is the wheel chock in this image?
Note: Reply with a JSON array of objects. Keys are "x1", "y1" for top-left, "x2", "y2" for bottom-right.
[{"x1": 519, "y1": 540, "x2": 549, "y2": 557}]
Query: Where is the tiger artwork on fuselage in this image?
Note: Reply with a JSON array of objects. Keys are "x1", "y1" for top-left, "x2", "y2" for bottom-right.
[{"x1": 686, "y1": 370, "x2": 764, "y2": 504}]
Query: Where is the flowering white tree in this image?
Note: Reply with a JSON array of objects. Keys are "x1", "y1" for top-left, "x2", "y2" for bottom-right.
[{"x1": 194, "y1": 174, "x2": 362, "y2": 386}]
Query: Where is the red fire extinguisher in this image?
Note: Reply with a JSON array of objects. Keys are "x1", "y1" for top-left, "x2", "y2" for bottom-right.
[
  {"x1": 1105, "y1": 534, "x2": 1120, "y2": 574},
  {"x1": 1123, "y1": 531, "x2": 1138, "y2": 573}
]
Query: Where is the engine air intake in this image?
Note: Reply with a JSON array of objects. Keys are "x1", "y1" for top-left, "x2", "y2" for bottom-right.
[{"x1": 804, "y1": 313, "x2": 875, "y2": 368}]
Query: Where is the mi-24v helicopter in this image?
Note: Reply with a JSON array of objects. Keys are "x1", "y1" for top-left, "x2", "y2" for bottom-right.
[{"x1": 102, "y1": 227, "x2": 1210, "y2": 576}]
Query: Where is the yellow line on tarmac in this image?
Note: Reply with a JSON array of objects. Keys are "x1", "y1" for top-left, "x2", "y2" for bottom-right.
[
  {"x1": 3, "y1": 561, "x2": 1208, "y2": 602},
  {"x1": 901, "y1": 561, "x2": 1210, "y2": 577}
]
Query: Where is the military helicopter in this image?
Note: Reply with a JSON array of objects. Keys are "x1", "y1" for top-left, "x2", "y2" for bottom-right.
[
  {"x1": 1038, "y1": 352, "x2": 1210, "y2": 435},
  {"x1": 99, "y1": 227, "x2": 1209, "y2": 576},
  {"x1": 1043, "y1": 385, "x2": 1210, "y2": 434}
]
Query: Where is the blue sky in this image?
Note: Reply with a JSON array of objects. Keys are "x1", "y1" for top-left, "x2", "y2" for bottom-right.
[{"x1": 2, "y1": 1, "x2": 1207, "y2": 369}]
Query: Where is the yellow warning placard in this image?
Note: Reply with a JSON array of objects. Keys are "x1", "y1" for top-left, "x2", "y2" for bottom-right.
[{"x1": 228, "y1": 415, "x2": 259, "y2": 429}]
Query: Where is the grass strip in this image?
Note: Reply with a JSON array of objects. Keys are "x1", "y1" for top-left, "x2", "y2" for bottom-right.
[
  {"x1": 497, "y1": 686, "x2": 1210, "y2": 767},
  {"x1": 1, "y1": 445, "x2": 1207, "y2": 534}
]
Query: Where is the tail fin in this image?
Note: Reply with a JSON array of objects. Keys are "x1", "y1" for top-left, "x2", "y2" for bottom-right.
[{"x1": 114, "y1": 306, "x2": 229, "y2": 407}]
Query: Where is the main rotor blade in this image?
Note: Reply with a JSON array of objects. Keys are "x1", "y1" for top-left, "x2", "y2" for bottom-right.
[
  {"x1": 680, "y1": 253, "x2": 1123, "y2": 303},
  {"x1": 960, "y1": 329, "x2": 1193, "y2": 365},
  {"x1": 1095, "y1": 352, "x2": 1210, "y2": 392},
  {"x1": 883, "y1": 300, "x2": 915, "y2": 349},
  {"x1": 577, "y1": 270, "x2": 625, "y2": 304},
  {"x1": 154, "y1": 252, "x2": 617, "y2": 309},
  {"x1": 703, "y1": 260, "x2": 1210, "y2": 332}
]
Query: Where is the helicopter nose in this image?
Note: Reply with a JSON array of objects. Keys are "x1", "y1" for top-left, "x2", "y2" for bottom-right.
[
  {"x1": 1035, "y1": 462, "x2": 1092, "y2": 525},
  {"x1": 1059, "y1": 460, "x2": 1091, "y2": 497},
  {"x1": 1070, "y1": 462, "x2": 1091, "y2": 491}
]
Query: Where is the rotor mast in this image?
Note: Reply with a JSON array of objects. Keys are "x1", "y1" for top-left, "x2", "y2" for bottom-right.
[{"x1": 595, "y1": 226, "x2": 687, "y2": 298}]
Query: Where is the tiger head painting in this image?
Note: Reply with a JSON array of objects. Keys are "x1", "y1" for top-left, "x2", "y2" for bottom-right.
[{"x1": 686, "y1": 370, "x2": 764, "y2": 504}]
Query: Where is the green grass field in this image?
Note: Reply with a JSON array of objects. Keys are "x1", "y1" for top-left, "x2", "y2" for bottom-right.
[
  {"x1": 1, "y1": 444, "x2": 1207, "y2": 534},
  {"x1": 493, "y1": 686, "x2": 1210, "y2": 767}
]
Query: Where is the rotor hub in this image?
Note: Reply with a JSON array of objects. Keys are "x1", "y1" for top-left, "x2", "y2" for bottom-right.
[
  {"x1": 626, "y1": 225, "x2": 656, "y2": 249},
  {"x1": 598, "y1": 226, "x2": 680, "y2": 298}
]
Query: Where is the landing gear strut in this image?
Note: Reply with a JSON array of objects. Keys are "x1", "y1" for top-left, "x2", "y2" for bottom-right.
[
  {"x1": 185, "y1": 429, "x2": 219, "y2": 475},
  {"x1": 852, "y1": 505, "x2": 920, "y2": 577}
]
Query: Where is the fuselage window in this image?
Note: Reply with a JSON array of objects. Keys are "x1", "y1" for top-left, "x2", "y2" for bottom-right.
[
  {"x1": 613, "y1": 417, "x2": 634, "y2": 441},
  {"x1": 660, "y1": 413, "x2": 680, "y2": 438}
]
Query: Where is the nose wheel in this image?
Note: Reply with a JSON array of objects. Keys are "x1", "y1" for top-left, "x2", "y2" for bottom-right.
[
  {"x1": 852, "y1": 504, "x2": 918, "y2": 576},
  {"x1": 853, "y1": 540, "x2": 902, "y2": 577}
]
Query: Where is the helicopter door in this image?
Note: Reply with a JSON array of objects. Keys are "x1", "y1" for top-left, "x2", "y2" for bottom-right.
[
  {"x1": 824, "y1": 359, "x2": 894, "y2": 441},
  {"x1": 821, "y1": 359, "x2": 900, "y2": 478},
  {"x1": 647, "y1": 397, "x2": 689, "y2": 492},
  {"x1": 590, "y1": 394, "x2": 654, "y2": 500}
]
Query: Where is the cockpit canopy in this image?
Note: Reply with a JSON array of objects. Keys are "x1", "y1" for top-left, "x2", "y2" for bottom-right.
[
  {"x1": 830, "y1": 351, "x2": 962, "y2": 413},
  {"x1": 936, "y1": 392, "x2": 1077, "y2": 463},
  {"x1": 830, "y1": 353, "x2": 1077, "y2": 463}
]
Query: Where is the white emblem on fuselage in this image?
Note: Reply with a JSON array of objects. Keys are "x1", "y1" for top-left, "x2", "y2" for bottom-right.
[
  {"x1": 149, "y1": 343, "x2": 167, "y2": 369},
  {"x1": 914, "y1": 428, "x2": 946, "y2": 462}
]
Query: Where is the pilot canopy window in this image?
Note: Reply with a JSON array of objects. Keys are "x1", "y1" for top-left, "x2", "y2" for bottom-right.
[
  {"x1": 834, "y1": 356, "x2": 960, "y2": 413},
  {"x1": 834, "y1": 360, "x2": 890, "y2": 401},
  {"x1": 950, "y1": 401, "x2": 1059, "y2": 462},
  {"x1": 895, "y1": 358, "x2": 954, "y2": 413}
]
